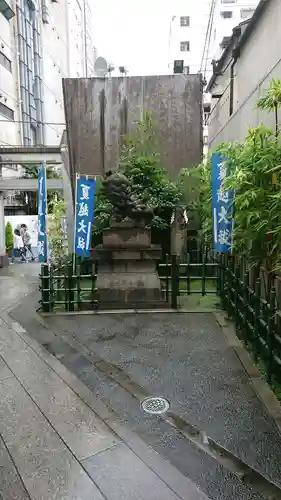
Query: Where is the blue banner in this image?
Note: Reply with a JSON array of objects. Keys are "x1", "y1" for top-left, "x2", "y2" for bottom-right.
[
  {"x1": 211, "y1": 153, "x2": 234, "y2": 253},
  {"x1": 37, "y1": 164, "x2": 48, "y2": 262},
  {"x1": 74, "y1": 176, "x2": 96, "y2": 257}
]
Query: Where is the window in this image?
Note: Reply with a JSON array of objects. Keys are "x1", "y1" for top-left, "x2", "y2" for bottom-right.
[
  {"x1": 221, "y1": 10, "x2": 232, "y2": 18},
  {"x1": 180, "y1": 16, "x2": 190, "y2": 27},
  {"x1": 180, "y1": 41, "x2": 190, "y2": 52},
  {"x1": 31, "y1": 129, "x2": 36, "y2": 146},
  {"x1": 0, "y1": 102, "x2": 14, "y2": 120},
  {"x1": 184, "y1": 66, "x2": 190, "y2": 75},
  {"x1": 17, "y1": 0, "x2": 44, "y2": 145},
  {"x1": 240, "y1": 8, "x2": 255, "y2": 19},
  {"x1": 0, "y1": 51, "x2": 12, "y2": 72},
  {"x1": 0, "y1": 0, "x2": 15, "y2": 20},
  {"x1": 203, "y1": 135, "x2": 208, "y2": 145},
  {"x1": 42, "y1": 0, "x2": 49, "y2": 23}
]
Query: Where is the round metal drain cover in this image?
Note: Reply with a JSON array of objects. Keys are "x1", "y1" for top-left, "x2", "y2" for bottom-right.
[{"x1": 141, "y1": 396, "x2": 170, "y2": 415}]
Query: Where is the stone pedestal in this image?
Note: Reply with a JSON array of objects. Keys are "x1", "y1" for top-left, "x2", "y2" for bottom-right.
[
  {"x1": 0, "y1": 254, "x2": 9, "y2": 268},
  {"x1": 95, "y1": 222, "x2": 166, "y2": 309}
]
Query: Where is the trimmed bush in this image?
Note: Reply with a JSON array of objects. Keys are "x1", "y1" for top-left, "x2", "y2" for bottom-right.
[{"x1": 5, "y1": 222, "x2": 13, "y2": 251}]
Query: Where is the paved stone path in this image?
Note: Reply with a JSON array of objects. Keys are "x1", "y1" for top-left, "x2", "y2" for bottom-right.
[
  {"x1": 0, "y1": 264, "x2": 209, "y2": 499},
  {"x1": 3, "y1": 263, "x2": 281, "y2": 499}
]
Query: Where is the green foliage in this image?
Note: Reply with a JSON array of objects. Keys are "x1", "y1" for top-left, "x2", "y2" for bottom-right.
[
  {"x1": 5, "y1": 222, "x2": 13, "y2": 250},
  {"x1": 256, "y1": 78, "x2": 281, "y2": 135},
  {"x1": 179, "y1": 160, "x2": 212, "y2": 244},
  {"x1": 48, "y1": 199, "x2": 67, "y2": 262},
  {"x1": 218, "y1": 125, "x2": 281, "y2": 270},
  {"x1": 17, "y1": 165, "x2": 62, "y2": 214},
  {"x1": 94, "y1": 112, "x2": 182, "y2": 235},
  {"x1": 93, "y1": 178, "x2": 113, "y2": 237},
  {"x1": 191, "y1": 123, "x2": 281, "y2": 272}
]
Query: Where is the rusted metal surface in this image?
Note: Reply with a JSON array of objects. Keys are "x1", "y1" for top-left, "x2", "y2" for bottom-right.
[{"x1": 62, "y1": 75, "x2": 202, "y2": 182}]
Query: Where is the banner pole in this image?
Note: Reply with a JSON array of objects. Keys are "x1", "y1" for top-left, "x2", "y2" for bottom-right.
[
  {"x1": 43, "y1": 161, "x2": 48, "y2": 262},
  {"x1": 37, "y1": 163, "x2": 48, "y2": 263},
  {"x1": 73, "y1": 173, "x2": 79, "y2": 274}
]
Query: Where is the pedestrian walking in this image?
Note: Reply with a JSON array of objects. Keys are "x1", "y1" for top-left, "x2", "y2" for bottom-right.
[
  {"x1": 11, "y1": 228, "x2": 27, "y2": 264},
  {"x1": 21, "y1": 224, "x2": 35, "y2": 261}
]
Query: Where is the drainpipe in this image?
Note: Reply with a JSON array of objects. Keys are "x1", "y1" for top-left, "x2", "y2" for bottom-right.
[
  {"x1": 229, "y1": 26, "x2": 241, "y2": 118},
  {"x1": 229, "y1": 63, "x2": 235, "y2": 117}
]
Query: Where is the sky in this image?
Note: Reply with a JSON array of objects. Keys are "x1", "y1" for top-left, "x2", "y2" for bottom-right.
[{"x1": 92, "y1": 0, "x2": 175, "y2": 76}]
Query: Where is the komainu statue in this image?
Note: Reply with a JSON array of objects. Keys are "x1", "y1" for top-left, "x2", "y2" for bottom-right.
[{"x1": 102, "y1": 170, "x2": 154, "y2": 221}]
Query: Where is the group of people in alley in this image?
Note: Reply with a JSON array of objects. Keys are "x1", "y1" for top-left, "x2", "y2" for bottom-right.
[{"x1": 11, "y1": 224, "x2": 35, "y2": 264}]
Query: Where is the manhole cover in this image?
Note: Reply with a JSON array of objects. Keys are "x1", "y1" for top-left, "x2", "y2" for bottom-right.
[{"x1": 141, "y1": 396, "x2": 170, "y2": 415}]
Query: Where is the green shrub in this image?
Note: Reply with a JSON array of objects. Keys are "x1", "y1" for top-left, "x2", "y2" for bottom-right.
[
  {"x1": 5, "y1": 222, "x2": 13, "y2": 250},
  {"x1": 93, "y1": 111, "x2": 183, "y2": 238}
]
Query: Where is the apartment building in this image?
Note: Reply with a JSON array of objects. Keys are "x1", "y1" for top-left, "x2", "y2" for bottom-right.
[
  {"x1": 210, "y1": 0, "x2": 259, "y2": 62},
  {"x1": 168, "y1": 1, "x2": 212, "y2": 158},
  {"x1": 169, "y1": 1, "x2": 212, "y2": 77},
  {"x1": 0, "y1": 1, "x2": 20, "y2": 148},
  {"x1": 0, "y1": 0, "x2": 96, "y2": 149}
]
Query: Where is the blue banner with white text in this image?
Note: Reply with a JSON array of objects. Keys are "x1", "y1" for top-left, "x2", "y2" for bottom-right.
[
  {"x1": 37, "y1": 164, "x2": 48, "y2": 262},
  {"x1": 74, "y1": 176, "x2": 96, "y2": 258},
  {"x1": 211, "y1": 153, "x2": 234, "y2": 253}
]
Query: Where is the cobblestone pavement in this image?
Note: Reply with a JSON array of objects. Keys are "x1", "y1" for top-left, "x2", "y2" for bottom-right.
[{"x1": 4, "y1": 263, "x2": 281, "y2": 500}]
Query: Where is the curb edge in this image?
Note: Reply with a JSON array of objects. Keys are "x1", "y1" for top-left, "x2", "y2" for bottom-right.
[{"x1": 213, "y1": 311, "x2": 281, "y2": 433}]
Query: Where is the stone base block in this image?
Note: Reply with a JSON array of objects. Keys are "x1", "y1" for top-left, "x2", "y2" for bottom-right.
[
  {"x1": 95, "y1": 221, "x2": 165, "y2": 310},
  {"x1": 96, "y1": 300, "x2": 167, "y2": 310},
  {"x1": 103, "y1": 226, "x2": 151, "y2": 248},
  {"x1": 95, "y1": 246, "x2": 162, "y2": 261},
  {"x1": 96, "y1": 265, "x2": 166, "y2": 310},
  {"x1": 0, "y1": 253, "x2": 9, "y2": 268}
]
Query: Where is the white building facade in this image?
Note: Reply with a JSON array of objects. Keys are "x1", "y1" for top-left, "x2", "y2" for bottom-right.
[
  {"x1": 168, "y1": 1, "x2": 212, "y2": 158},
  {"x1": 199, "y1": 0, "x2": 259, "y2": 156},
  {"x1": 0, "y1": 0, "x2": 96, "y2": 149},
  {"x1": 207, "y1": 0, "x2": 279, "y2": 148},
  {"x1": 210, "y1": 0, "x2": 259, "y2": 62},
  {"x1": 0, "y1": 1, "x2": 21, "y2": 149},
  {"x1": 168, "y1": 1, "x2": 212, "y2": 77},
  {"x1": 167, "y1": 1, "x2": 259, "y2": 158}
]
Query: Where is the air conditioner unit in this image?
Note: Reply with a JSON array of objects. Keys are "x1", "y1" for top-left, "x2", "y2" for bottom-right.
[{"x1": 173, "y1": 60, "x2": 184, "y2": 74}]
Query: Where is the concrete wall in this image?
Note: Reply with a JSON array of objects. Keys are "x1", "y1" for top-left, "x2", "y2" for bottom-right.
[
  {"x1": 63, "y1": 74, "x2": 203, "y2": 183},
  {"x1": 209, "y1": 0, "x2": 281, "y2": 149}
]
